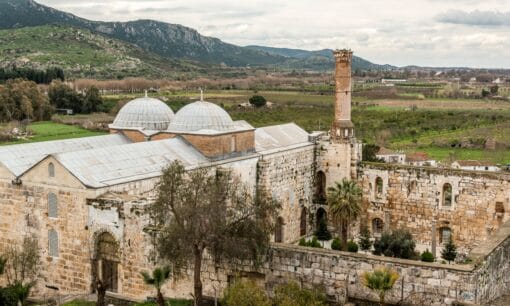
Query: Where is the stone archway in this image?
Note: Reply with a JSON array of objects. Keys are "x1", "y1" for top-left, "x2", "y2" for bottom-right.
[
  {"x1": 275, "y1": 217, "x2": 284, "y2": 243},
  {"x1": 314, "y1": 171, "x2": 326, "y2": 203},
  {"x1": 316, "y1": 207, "x2": 327, "y2": 228},
  {"x1": 93, "y1": 232, "x2": 120, "y2": 293}
]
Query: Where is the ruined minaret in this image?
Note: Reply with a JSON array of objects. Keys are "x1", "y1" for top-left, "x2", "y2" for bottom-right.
[{"x1": 331, "y1": 49, "x2": 354, "y2": 142}]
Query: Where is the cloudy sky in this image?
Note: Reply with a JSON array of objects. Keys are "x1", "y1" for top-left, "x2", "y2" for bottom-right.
[{"x1": 38, "y1": 0, "x2": 510, "y2": 68}]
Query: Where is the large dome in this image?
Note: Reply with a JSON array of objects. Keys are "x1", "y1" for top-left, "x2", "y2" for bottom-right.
[
  {"x1": 111, "y1": 97, "x2": 174, "y2": 131},
  {"x1": 167, "y1": 101, "x2": 235, "y2": 133}
]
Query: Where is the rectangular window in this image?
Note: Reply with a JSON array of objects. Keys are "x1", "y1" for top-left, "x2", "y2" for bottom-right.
[{"x1": 231, "y1": 135, "x2": 236, "y2": 152}]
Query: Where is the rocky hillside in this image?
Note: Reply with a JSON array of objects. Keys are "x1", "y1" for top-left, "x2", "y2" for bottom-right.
[
  {"x1": 0, "y1": 24, "x2": 208, "y2": 79},
  {"x1": 0, "y1": 0, "x2": 394, "y2": 72}
]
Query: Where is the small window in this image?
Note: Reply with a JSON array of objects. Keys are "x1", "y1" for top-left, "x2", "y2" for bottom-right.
[
  {"x1": 48, "y1": 229, "x2": 59, "y2": 257},
  {"x1": 48, "y1": 193, "x2": 58, "y2": 218},
  {"x1": 440, "y1": 227, "x2": 451, "y2": 244},
  {"x1": 443, "y1": 183, "x2": 452, "y2": 206},
  {"x1": 48, "y1": 162, "x2": 55, "y2": 178},
  {"x1": 231, "y1": 135, "x2": 236, "y2": 152},
  {"x1": 372, "y1": 218, "x2": 384, "y2": 234},
  {"x1": 375, "y1": 177, "x2": 383, "y2": 198}
]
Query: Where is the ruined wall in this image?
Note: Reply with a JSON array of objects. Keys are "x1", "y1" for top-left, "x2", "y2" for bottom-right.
[
  {"x1": 360, "y1": 163, "x2": 510, "y2": 254},
  {"x1": 317, "y1": 141, "x2": 358, "y2": 189},
  {"x1": 258, "y1": 145, "x2": 315, "y2": 243}
]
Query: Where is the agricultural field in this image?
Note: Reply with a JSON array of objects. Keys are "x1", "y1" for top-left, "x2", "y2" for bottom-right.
[{"x1": 2, "y1": 88, "x2": 510, "y2": 164}]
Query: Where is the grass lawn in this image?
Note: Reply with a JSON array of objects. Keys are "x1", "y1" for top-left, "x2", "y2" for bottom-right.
[{"x1": 0, "y1": 121, "x2": 107, "y2": 146}]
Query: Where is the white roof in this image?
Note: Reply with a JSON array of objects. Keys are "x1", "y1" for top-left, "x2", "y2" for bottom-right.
[
  {"x1": 167, "y1": 101, "x2": 236, "y2": 133},
  {"x1": 53, "y1": 138, "x2": 208, "y2": 188},
  {"x1": 110, "y1": 97, "x2": 174, "y2": 131},
  {"x1": 0, "y1": 134, "x2": 131, "y2": 177},
  {"x1": 255, "y1": 123, "x2": 312, "y2": 152}
]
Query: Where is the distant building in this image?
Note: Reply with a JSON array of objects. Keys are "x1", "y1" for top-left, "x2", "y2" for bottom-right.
[
  {"x1": 451, "y1": 160, "x2": 500, "y2": 172},
  {"x1": 381, "y1": 79, "x2": 407, "y2": 85},
  {"x1": 376, "y1": 147, "x2": 406, "y2": 164},
  {"x1": 405, "y1": 152, "x2": 437, "y2": 167}
]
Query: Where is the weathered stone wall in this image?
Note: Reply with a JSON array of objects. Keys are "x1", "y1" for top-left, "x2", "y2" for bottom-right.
[
  {"x1": 258, "y1": 145, "x2": 315, "y2": 243},
  {"x1": 359, "y1": 163, "x2": 510, "y2": 254},
  {"x1": 110, "y1": 129, "x2": 147, "y2": 143}
]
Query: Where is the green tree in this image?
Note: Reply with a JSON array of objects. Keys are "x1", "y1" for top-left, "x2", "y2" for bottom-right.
[
  {"x1": 48, "y1": 80, "x2": 83, "y2": 113},
  {"x1": 374, "y1": 229, "x2": 415, "y2": 259},
  {"x1": 362, "y1": 267, "x2": 399, "y2": 305},
  {"x1": 249, "y1": 95, "x2": 267, "y2": 108},
  {"x1": 273, "y1": 282, "x2": 327, "y2": 306},
  {"x1": 0, "y1": 79, "x2": 51, "y2": 122},
  {"x1": 362, "y1": 144, "x2": 384, "y2": 162},
  {"x1": 82, "y1": 86, "x2": 103, "y2": 114},
  {"x1": 490, "y1": 85, "x2": 499, "y2": 95},
  {"x1": 151, "y1": 161, "x2": 279, "y2": 305},
  {"x1": 222, "y1": 280, "x2": 270, "y2": 306},
  {"x1": 327, "y1": 179, "x2": 362, "y2": 251},
  {"x1": 140, "y1": 266, "x2": 171, "y2": 306},
  {"x1": 441, "y1": 238, "x2": 457, "y2": 264},
  {"x1": 359, "y1": 227, "x2": 372, "y2": 252}
]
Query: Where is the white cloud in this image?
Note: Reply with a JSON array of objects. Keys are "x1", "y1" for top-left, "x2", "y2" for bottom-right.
[{"x1": 36, "y1": 0, "x2": 510, "y2": 68}]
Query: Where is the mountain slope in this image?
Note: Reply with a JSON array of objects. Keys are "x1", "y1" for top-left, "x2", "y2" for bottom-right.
[
  {"x1": 0, "y1": 0, "x2": 285, "y2": 67},
  {"x1": 246, "y1": 46, "x2": 395, "y2": 71},
  {"x1": 0, "y1": 24, "x2": 206, "y2": 79},
  {"x1": 0, "y1": 0, "x2": 391, "y2": 71}
]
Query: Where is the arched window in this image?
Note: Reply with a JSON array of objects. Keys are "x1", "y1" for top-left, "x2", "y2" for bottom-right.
[
  {"x1": 316, "y1": 207, "x2": 327, "y2": 229},
  {"x1": 443, "y1": 183, "x2": 452, "y2": 206},
  {"x1": 372, "y1": 218, "x2": 384, "y2": 235},
  {"x1": 230, "y1": 135, "x2": 236, "y2": 152},
  {"x1": 440, "y1": 227, "x2": 451, "y2": 244},
  {"x1": 314, "y1": 171, "x2": 326, "y2": 202},
  {"x1": 275, "y1": 217, "x2": 284, "y2": 243},
  {"x1": 48, "y1": 162, "x2": 55, "y2": 178},
  {"x1": 408, "y1": 180, "x2": 417, "y2": 196},
  {"x1": 48, "y1": 229, "x2": 59, "y2": 257},
  {"x1": 48, "y1": 193, "x2": 58, "y2": 218},
  {"x1": 300, "y1": 208, "x2": 308, "y2": 236},
  {"x1": 375, "y1": 177, "x2": 383, "y2": 198}
]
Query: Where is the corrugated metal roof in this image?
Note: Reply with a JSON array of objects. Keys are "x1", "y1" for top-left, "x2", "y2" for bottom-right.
[
  {"x1": 54, "y1": 138, "x2": 208, "y2": 188},
  {"x1": 255, "y1": 123, "x2": 311, "y2": 152},
  {"x1": 0, "y1": 134, "x2": 131, "y2": 176}
]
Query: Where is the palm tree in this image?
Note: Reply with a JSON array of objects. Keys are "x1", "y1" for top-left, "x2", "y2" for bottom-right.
[
  {"x1": 141, "y1": 266, "x2": 172, "y2": 306},
  {"x1": 327, "y1": 179, "x2": 362, "y2": 251},
  {"x1": 362, "y1": 267, "x2": 399, "y2": 305}
]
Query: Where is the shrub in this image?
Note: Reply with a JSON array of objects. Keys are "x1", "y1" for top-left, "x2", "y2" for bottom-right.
[
  {"x1": 421, "y1": 249, "x2": 434, "y2": 262},
  {"x1": 273, "y1": 282, "x2": 327, "y2": 306},
  {"x1": 223, "y1": 279, "x2": 270, "y2": 306},
  {"x1": 298, "y1": 237, "x2": 322, "y2": 248},
  {"x1": 0, "y1": 287, "x2": 18, "y2": 306},
  {"x1": 374, "y1": 229, "x2": 416, "y2": 259},
  {"x1": 347, "y1": 240, "x2": 358, "y2": 253},
  {"x1": 441, "y1": 238, "x2": 457, "y2": 264},
  {"x1": 314, "y1": 219, "x2": 331, "y2": 241},
  {"x1": 358, "y1": 227, "x2": 372, "y2": 251},
  {"x1": 331, "y1": 238, "x2": 341, "y2": 250},
  {"x1": 249, "y1": 95, "x2": 267, "y2": 108},
  {"x1": 298, "y1": 238, "x2": 307, "y2": 246},
  {"x1": 372, "y1": 239, "x2": 382, "y2": 255}
]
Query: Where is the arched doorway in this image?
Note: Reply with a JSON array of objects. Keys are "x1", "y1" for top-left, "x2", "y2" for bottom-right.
[
  {"x1": 275, "y1": 217, "x2": 284, "y2": 243},
  {"x1": 300, "y1": 208, "x2": 308, "y2": 236},
  {"x1": 94, "y1": 232, "x2": 120, "y2": 292},
  {"x1": 316, "y1": 208, "x2": 327, "y2": 229}
]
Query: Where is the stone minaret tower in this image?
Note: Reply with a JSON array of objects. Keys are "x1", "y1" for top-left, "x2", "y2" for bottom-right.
[
  {"x1": 331, "y1": 49, "x2": 354, "y2": 142},
  {"x1": 315, "y1": 49, "x2": 360, "y2": 189}
]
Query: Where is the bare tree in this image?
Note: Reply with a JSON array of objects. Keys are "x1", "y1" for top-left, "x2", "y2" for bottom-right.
[{"x1": 151, "y1": 161, "x2": 279, "y2": 305}]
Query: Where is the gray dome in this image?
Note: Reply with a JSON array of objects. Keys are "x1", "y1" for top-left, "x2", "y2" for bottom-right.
[
  {"x1": 167, "y1": 101, "x2": 235, "y2": 133},
  {"x1": 112, "y1": 97, "x2": 174, "y2": 131}
]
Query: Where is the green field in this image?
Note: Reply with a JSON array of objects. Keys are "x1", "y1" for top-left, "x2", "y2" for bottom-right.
[{"x1": 0, "y1": 121, "x2": 106, "y2": 146}]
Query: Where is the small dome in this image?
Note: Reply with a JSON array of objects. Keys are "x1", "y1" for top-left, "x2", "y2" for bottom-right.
[
  {"x1": 112, "y1": 97, "x2": 174, "y2": 131},
  {"x1": 167, "y1": 101, "x2": 235, "y2": 133}
]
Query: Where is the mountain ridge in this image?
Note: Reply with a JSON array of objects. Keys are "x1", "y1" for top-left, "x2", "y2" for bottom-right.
[{"x1": 0, "y1": 0, "x2": 393, "y2": 71}]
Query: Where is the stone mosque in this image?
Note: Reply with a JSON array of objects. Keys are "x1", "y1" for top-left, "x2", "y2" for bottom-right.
[{"x1": 1, "y1": 50, "x2": 509, "y2": 304}]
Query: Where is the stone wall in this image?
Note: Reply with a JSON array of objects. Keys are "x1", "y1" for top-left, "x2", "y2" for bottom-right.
[{"x1": 359, "y1": 163, "x2": 510, "y2": 254}]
